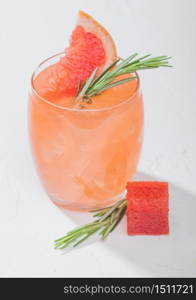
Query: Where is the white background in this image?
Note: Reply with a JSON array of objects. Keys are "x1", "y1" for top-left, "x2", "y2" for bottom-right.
[{"x1": 0, "y1": 0, "x2": 196, "y2": 277}]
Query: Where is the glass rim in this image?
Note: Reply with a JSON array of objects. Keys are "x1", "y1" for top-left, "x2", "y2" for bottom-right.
[{"x1": 31, "y1": 52, "x2": 140, "y2": 112}]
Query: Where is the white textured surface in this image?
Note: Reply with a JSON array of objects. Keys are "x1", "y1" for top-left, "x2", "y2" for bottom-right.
[{"x1": 0, "y1": 0, "x2": 196, "y2": 277}]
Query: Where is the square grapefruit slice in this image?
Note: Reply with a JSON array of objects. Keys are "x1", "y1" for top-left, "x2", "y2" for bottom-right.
[{"x1": 126, "y1": 181, "x2": 169, "y2": 235}]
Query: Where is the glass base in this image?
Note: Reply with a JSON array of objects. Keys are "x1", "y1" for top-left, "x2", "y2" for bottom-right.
[{"x1": 49, "y1": 190, "x2": 127, "y2": 212}]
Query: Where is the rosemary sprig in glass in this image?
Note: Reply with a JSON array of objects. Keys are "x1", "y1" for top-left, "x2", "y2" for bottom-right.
[
  {"x1": 76, "y1": 54, "x2": 171, "y2": 103},
  {"x1": 54, "y1": 198, "x2": 126, "y2": 249}
]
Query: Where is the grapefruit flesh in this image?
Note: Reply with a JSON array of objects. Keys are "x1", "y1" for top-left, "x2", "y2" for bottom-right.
[{"x1": 126, "y1": 182, "x2": 169, "y2": 235}]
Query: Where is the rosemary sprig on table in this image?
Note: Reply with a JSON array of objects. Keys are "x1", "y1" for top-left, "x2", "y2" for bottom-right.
[
  {"x1": 54, "y1": 198, "x2": 126, "y2": 249},
  {"x1": 76, "y1": 54, "x2": 171, "y2": 102}
]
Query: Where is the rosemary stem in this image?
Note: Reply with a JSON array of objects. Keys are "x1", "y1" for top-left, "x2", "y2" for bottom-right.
[{"x1": 76, "y1": 54, "x2": 171, "y2": 101}]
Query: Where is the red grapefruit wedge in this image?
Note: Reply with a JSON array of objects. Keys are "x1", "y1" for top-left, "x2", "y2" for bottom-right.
[{"x1": 36, "y1": 11, "x2": 117, "y2": 98}]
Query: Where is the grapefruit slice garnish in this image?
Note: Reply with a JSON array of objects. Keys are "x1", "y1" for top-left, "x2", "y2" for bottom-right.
[{"x1": 35, "y1": 11, "x2": 117, "y2": 98}]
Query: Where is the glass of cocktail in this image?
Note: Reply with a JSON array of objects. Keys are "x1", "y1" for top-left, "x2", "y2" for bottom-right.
[{"x1": 29, "y1": 52, "x2": 143, "y2": 211}]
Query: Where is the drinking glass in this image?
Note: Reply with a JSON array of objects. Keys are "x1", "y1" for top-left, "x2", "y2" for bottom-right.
[{"x1": 29, "y1": 53, "x2": 143, "y2": 211}]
